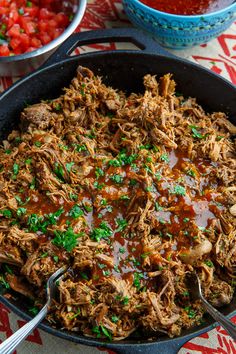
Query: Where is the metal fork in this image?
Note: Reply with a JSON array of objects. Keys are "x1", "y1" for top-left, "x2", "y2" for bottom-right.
[
  {"x1": 0, "y1": 266, "x2": 67, "y2": 354},
  {"x1": 186, "y1": 271, "x2": 236, "y2": 341}
]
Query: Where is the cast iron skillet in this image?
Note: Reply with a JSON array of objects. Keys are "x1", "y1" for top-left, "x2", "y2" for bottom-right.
[{"x1": 0, "y1": 28, "x2": 235, "y2": 354}]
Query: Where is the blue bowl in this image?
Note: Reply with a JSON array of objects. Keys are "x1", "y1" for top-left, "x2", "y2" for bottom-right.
[{"x1": 123, "y1": 0, "x2": 236, "y2": 49}]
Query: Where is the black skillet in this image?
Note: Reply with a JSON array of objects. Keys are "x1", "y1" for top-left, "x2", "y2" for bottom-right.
[{"x1": 0, "y1": 28, "x2": 235, "y2": 354}]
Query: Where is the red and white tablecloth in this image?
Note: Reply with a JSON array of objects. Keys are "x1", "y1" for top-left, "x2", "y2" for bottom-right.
[{"x1": 0, "y1": 1, "x2": 236, "y2": 353}]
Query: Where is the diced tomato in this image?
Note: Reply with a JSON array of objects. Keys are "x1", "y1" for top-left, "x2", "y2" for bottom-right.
[
  {"x1": 0, "y1": 45, "x2": 10, "y2": 56},
  {"x1": 39, "y1": 8, "x2": 54, "y2": 20},
  {"x1": 31, "y1": 37, "x2": 41, "y2": 47},
  {"x1": 0, "y1": 0, "x2": 71, "y2": 56},
  {"x1": 39, "y1": 32, "x2": 51, "y2": 45},
  {"x1": 7, "y1": 24, "x2": 21, "y2": 38},
  {"x1": 21, "y1": 19, "x2": 36, "y2": 35},
  {"x1": 10, "y1": 37, "x2": 21, "y2": 49}
]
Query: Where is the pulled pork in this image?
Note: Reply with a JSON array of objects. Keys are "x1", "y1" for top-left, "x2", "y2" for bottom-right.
[{"x1": 0, "y1": 66, "x2": 235, "y2": 341}]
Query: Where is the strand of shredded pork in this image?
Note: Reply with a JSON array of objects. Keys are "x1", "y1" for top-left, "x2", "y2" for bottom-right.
[{"x1": 0, "y1": 66, "x2": 235, "y2": 340}]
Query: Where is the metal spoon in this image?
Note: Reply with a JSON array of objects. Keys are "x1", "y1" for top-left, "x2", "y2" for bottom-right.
[
  {"x1": 0, "y1": 266, "x2": 67, "y2": 354},
  {"x1": 187, "y1": 271, "x2": 236, "y2": 341}
]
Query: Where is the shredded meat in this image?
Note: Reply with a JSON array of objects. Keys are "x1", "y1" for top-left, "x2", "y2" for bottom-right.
[{"x1": 0, "y1": 66, "x2": 235, "y2": 341}]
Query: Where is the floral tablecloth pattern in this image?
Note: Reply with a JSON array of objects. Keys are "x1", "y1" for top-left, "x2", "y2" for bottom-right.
[{"x1": 0, "y1": 1, "x2": 236, "y2": 353}]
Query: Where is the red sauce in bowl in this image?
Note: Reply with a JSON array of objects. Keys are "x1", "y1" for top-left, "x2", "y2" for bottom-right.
[{"x1": 139, "y1": 0, "x2": 235, "y2": 15}]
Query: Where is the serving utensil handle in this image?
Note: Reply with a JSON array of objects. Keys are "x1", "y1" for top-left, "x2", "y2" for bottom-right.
[
  {"x1": 201, "y1": 297, "x2": 236, "y2": 341},
  {"x1": 0, "y1": 304, "x2": 48, "y2": 354},
  {"x1": 40, "y1": 28, "x2": 174, "y2": 69}
]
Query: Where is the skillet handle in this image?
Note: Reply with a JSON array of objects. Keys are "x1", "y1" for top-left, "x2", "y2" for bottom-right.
[{"x1": 40, "y1": 28, "x2": 173, "y2": 69}]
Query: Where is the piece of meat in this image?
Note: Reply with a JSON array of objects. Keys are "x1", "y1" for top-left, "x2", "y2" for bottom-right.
[
  {"x1": 21, "y1": 103, "x2": 53, "y2": 130},
  {"x1": 6, "y1": 274, "x2": 34, "y2": 299}
]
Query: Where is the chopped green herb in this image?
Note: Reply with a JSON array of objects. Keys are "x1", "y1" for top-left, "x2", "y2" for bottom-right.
[
  {"x1": 113, "y1": 265, "x2": 120, "y2": 273},
  {"x1": 16, "y1": 207, "x2": 27, "y2": 217},
  {"x1": 110, "y1": 174, "x2": 123, "y2": 184},
  {"x1": 25, "y1": 158, "x2": 32, "y2": 165},
  {"x1": 186, "y1": 169, "x2": 196, "y2": 177},
  {"x1": 95, "y1": 167, "x2": 104, "y2": 178},
  {"x1": 4, "y1": 149, "x2": 11, "y2": 154},
  {"x1": 3, "y1": 264, "x2": 13, "y2": 274},
  {"x1": 54, "y1": 163, "x2": 65, "y2": 182},
  {"x1": 15, "y1": 195, "x2": 30, "y2": 206},
  {"x1": 111, "y1": 315, "x2": 119, "y2": 323},
  {"x1": 55, "y1": 103, "x2": 62, "y2": 111},
  {"x1": 26, "y1": 1, "x2": 32, "y2": 7},
  {"x1": 133, "y1": 272, "x2": 144, "y2": 290},
  {"x1": 80, "y1": 272, "x2": 89, "y2": 280},
  {"x1": 90, "y1": 221, "x2": 112, "y2": 242},
  {"x1": 120, "y1": 195, "x2": 130, "y2": 201},
  {"x1": 204, "y1": 260, "x2": 214, "y2": 267},
  {"x1": 53, "y1": 255, "x2": 59, "y2": 263},
  {"x1": 160, "y1": 153, "x2": 169, "y2": 163},
  {"x1": 69, "y1": 192, "x2": 78, "y2": 201},
  {"x1": 182, "y1": 291, "x2": 189, "y2": 297},
  {"x1": 103, "y1": 269, "x2": 111, "y2": 277},
  {"x1": 122, "y1": 296, "x2": 129, "y2": 305},
  {"x1": 155, "y1": 202, "x2": 163, "y2": 211},
  {"x1": 184, "y1": 306, "x2": 196, "y2": 319},
  {"x1": 18, "y1": 8, "x2": 24, "y2": 15},
  {"x1": 172, "y1": 185, "x2": 186, "y2": 196},
  {"x1": 129, "y1": 179, "x2": 137, "y2": 186},
  {"x1": 93, "y1": 181, "x2": 105, "y2": 190},
  {"x1": 216, "y1": 135, "x2": 224, "y2": 141},
  {"x1": 68, "y1": 204, "x2": 83, "y2": 219},
  {"x1": 13, "y1": 163, "x2": 19, "y2": 176},
  {"x1": 52, "y1": 226, "x2": 81, "y2": 252},
  {"x1": 69, "y1": 309, "x2": 81, "y2": 319},
  {"x1": 119, "y1": 247, "x2": 125, "y2": 254},
  {"x1": 66, "y1": 162, "x2": 75, "y2": 172},
  {"x1": 183, "y1": 217, "x2": 190, "y2": 223},
  {"x1": 34, "y1": 141, "x2": 42, "y2": 147},
  {"x1": 2, "y1": 209, "x2": 12, "y2": 218},
  {"x1": 76, "y1": 144, "x2": 87, "y2": 152},
  {"x1": 100, "y1": 198, "x2": 107, "y2": 206},
  {"x1": 189, "y1": 125, "x2": 206, "y2": 139},
  {"x1": 0, "y1": 276, "x2": 10, "y2": 289},
  {"x1": 28, "y1": 306, "x2": 39, "y2": 315},
  {"x1": 116, "y1": 218, "x2": 128, "y2": 232},
  {"x1": 40, "y1": 252, "x2": 48, "y2": 258}
]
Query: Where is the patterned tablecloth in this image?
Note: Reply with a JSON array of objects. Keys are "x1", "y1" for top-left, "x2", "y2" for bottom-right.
[{"x1": 0, "y1": 1, "x2": 236, "y2": 353}]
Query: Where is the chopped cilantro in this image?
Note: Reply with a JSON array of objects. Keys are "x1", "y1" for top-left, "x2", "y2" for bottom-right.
[
  {"x1": 34, "y1": 141, "x2": 42, "y2": 147},
  {"x1": 133, "y1": 272, "x2": 144, "y2": 290},
  {"x1": 4, "y1": 149, "x2": 11, "y2": 154},
  {"x1": 111, "y1": 315, "x2": 119, "y2": 323},
  {"x1": 204, "y1": 260, "x2": 214, "y2": 267},
  {"x1": 189, "y1": 125, "x2": 206, "y2": 139},
  {"x1": 0, "y1": 276, "x2": 10, "y2": 289},
  {"x1": 16, "y1": 207, "x2": 27, "y2": 217},
  {"x1": 25, "y1": 158, "x2": 32, "y2": 165},
  {"x1": 155, "y1": 202, "x2": 163, "y2": 211},
  {"x1": 93, "y1": 181, "x2": 104, "y2": 190},
  {"x1": 184, "y1": 306, "x2": 196, "y2": 319},
  {"x1": 2, "y1": 209, "x2": 12, "y2": 218},
  {"x1": 116, "y1": 218, "x2": 128, "y2": 232},
  {"x1": 66, "y1": 162, "x2": 75, "y2": 172},
  {"x1": 100, "y1": 198, "x2": 107, "y2": 206},
  {"x1": 172, "y1": 185, "x2": 186, "y2": 196},
  {"x1": 160, "y1": 153, "x2": 169, "y2": 163},
  {"x1": 52, "y1": 226, "x2": 81, "y2": 252},
  {"x1": 119, "y1": 247, "x2": 125, "y2": 254},
  {"x1": 76, "y1": 144, "x2": 87, "y2": 152},
  {"x1": 95, "y1": 167, "x2": 104, "y2": 178},
  {"x1": 183, "y1": 217, "x2": 190, "y2": 223},
  {"x1": 53, "y1": 255, "x2": 59, "y2": 263},
  {"x1": 69, "y1": 204, "x2": 83, "y2": 219},
  {"x1": 90, "y1": 221, "x2": 112, "y2": 242},
  {"x1": 28, "y1": 306, "x2": 39, "y2": 316},
  {"x1": 54, "y1": 163, "x2": 65, "y2": 182},
  {"x1": 69, "y1": 309, "x2": 81, "y2": 319},
  {"x1": 129, "y1": 179, "x2": 137, "y2": 186},
  {"x1": 122, "y1": 296, "x2": 129, "y2": 305},
  {"x1": 186, "y1": 169, "x2": 196, "y2": 177},
  {"x1": 110, "y1": 174, "x2": 123, "y2": 184},
  {"x1": 13, "y1": 163, "x2": 19, "y2": 176}
]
